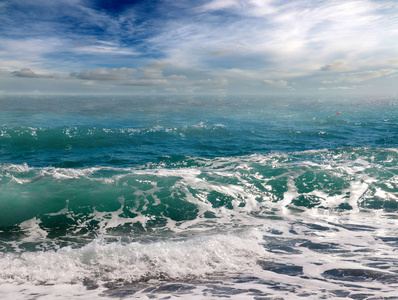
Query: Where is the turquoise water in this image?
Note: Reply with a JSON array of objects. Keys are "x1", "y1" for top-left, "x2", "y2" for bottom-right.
[
  {"x1": 1, "y1": 95, "x2": 398, "y2": 299},
  {"x1": 1, "y1": 97, "x2": 397, "y2": 168},
  {"x1": 1, "y1": 95, "x2": 396, "y2": 167}
]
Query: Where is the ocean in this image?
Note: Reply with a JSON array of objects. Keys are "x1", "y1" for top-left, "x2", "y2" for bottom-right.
[{"x1": 0, "y1": 95, "x2": 397, "y2": 299}]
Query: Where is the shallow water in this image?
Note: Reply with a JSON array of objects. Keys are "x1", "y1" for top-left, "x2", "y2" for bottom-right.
[{"x1": 0, "y1": 95, "x2": 397, "y2": 299}]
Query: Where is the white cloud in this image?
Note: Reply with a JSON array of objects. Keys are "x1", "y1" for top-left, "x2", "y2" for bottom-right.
[
  {"x1": 72, "y1": 44, "x2": 139, "y2": 56},
  {"x1": 334, "y1": 86, "x2": 356, "y2": 90},
  {"x1": 200, "y1": 0, "x2": 276, "y2": 16},
  {"x1": 145, "y1": 61, "x2": 171, "y2": 68},
  {"x1": 125, "y1": 68, "x2": 183, "y2": 86},
  {"x1": 200, "y1": 0, "x2": 239, "y2": 11},
  {"x1": 388, "y1": 59, "x2": 398, "y2": 66},
  {"x1": 196, "y1": 78, "x2": 228, "y2": 86},
  {"x1": 0, "y1": 59, "x2": 34, "y2": 71},
  {"x1": 71, "y1": 67, "x2": 136, "y2": 81},
  {"x1": 320, "y1": 60, "x2": 355, "y2": 72},
  {"x1": 184, "y1": 86, "x2": 201, "y2": 93},
  {"x1": 0, "y1": 2, "x2": 140, "y2": 72},
  {"x1": 125, "y1": 79, "x2": 169, "y2": 86},
  {"x1": 168, "y1": 75, "x2": 187, "y2": 80},
  {"x1": 79, "y1": 80, "x2": 114, "y2": 90},
  {"x1": 263, "y1": 79, "x2": 294, "y2": 89},
  {"x1": 212, "y1": 50, "x2": 232, "y2": 57},
  {"x1": 73, "y1": 38, "x2": 98, "y2": 47},
  {"x1": 0, "y1": 38, "x2": 66, "y2": 70},
  {"x1": 322, "y1": 68, "x2": 397, "y2": 84},
  {"x1": 155, "y1": 0, "x2": 398, "y2": 82},
  {"x1": 140, "y1": 68, "x2": 164, "y2": 79},
  {"x1": 81, "y1": 81, "x2": 97, "y2": 86},
  {"x1": 69, "y1": 66, "x2": 186, "y2": 87},
  {"x1": 219, "y1": 68, "x2": 264, "y2": 80},
  {"x1": 2, "y1": 0, "x2": 398, "y2": 94},
  {"x1": 319, "y1": 86, "x2": 359, "y2": 90}
]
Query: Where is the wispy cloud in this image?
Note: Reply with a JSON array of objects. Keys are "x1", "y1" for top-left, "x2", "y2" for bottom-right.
[
  {"x1": 1, "y1": 0, "x2": 398, "y2": 94},
  {"x1": 320, "y1": 60, "x2": 356, "y2": 72},
  {"x1": 66, "y1": 65, "x2": 189, "y2": 90},
  {"x1": 140, "y1": 68, "x2": 164, "y2": 79},
  {"x1": 71, "y1": 67, "x2": 136, "y2": 81},
  {"x1": 125, "y1": 79, "x2": 169, "y2": 86},
  {"x1": 388, "y1": 59, "x2": 398, "y2": 67},
  {"x1": 322, "y1": 69, "x2": 397, "y2": 84},
  {"x1": 199, "y1": 0, "x2": 277, "y2": 16},
  {"x1": 148, "y1": 0, "x2": 398, "y2": 80},
  {"x1": 168, "y1": 74, "x2": 187, "y2": 80},
  {"x1": 145, "y1": 61, "x2": 171, "y2": 68},
  {"x1": 196, "y1": 78, "x2": 228, "y2": 87},
  {"x1": 212, "y1": 50, "x2": 232, "y2": 57},
  {"x1": 72, "y1": 43, "x2": 140, "y2": 56},
  {"x1": 263, "y1": 79, "x2": 294, "y2": 90},
  {"x1": 319, "y1": 86, "x2": 360, "y2": 90},
  {"x1": 0, "y1": 38, "x2": 67, "y2": 70}
]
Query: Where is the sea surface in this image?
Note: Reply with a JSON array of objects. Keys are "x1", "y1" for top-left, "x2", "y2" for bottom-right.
[{"x1": 0, "y1": 95, "x2": 398, "y2": 299}]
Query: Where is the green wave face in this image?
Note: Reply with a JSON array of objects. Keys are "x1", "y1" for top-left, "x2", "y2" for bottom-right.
[{"x1": 1, "y1": 148, "x2": 397, "y2": 239}]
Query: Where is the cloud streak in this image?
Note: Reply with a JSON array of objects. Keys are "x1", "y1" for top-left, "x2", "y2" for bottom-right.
[
  {"x1": 322, "y1": 69, "x2": 397, "y2": 84},
  {"x1": 263, "y1": 79, "x2": 294, "y2": 90},
  {"x1": 320, "y1": 60, "x2": 355, "y2": 72},
  {"x1": 71, "y1": 67, "x2": 136, "y2": 81},
  {"x1": 0, "y1": 0, "x2": 398, "y2": 94}
]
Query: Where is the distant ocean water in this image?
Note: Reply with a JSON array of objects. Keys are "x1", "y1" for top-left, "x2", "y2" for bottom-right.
[{"x1": 1, "y1": 95, "x2": 398, "y2": 299}]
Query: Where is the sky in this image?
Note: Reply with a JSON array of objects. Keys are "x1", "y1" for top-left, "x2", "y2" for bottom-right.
[{"x1": 0, "y1": 0, "x2": 398, "y2": 95}]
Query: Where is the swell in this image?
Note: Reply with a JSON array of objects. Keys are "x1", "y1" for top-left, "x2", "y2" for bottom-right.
[
  {"x1": 0, "y1": 124, "x2": 238, "y2": 167},
  {"x1": 2, "y1": 119, "x2": 398, "y2": 168},
  {"x1": 1, "y1": 147, "x2": 397, "y2": 236},
  {"x1": 0, "y1": 124, "x2": 231, "y2": 150}
]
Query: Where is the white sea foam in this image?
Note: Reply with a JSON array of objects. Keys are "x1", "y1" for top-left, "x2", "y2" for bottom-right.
[
  {"x1": 0, "y1": 229, "x2": 266, "y2": 285},
  {"x1": 1, "y1": 147, "x2": 397, "y2": 236},
  {"x1": 2, "y1": 209, "x2": 398, "y2": 299},
  {"x1": 0, "y1": 283, "x2": 112, "y2": 300}
]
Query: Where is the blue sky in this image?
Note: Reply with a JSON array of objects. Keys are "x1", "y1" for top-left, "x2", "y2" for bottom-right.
[{"x1": 0, "y1": 0, "x2": 397, "y2": 95}]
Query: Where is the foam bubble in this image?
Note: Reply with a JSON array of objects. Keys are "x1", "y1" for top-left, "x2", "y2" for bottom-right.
[
  {"x1": 1, "y1": 147, "x2": 398, "y2": 240},
  {"x1": 0, "y1": 229, "x2": 266, "y2": 285}
]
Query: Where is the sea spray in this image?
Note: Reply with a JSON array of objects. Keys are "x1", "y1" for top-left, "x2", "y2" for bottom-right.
[
  {"x1": 1, "y1": 95, "x2": 398, "y2": 299},
  {"x1": 0, "y1": 229, "x2": 266, "y2": 285}
]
